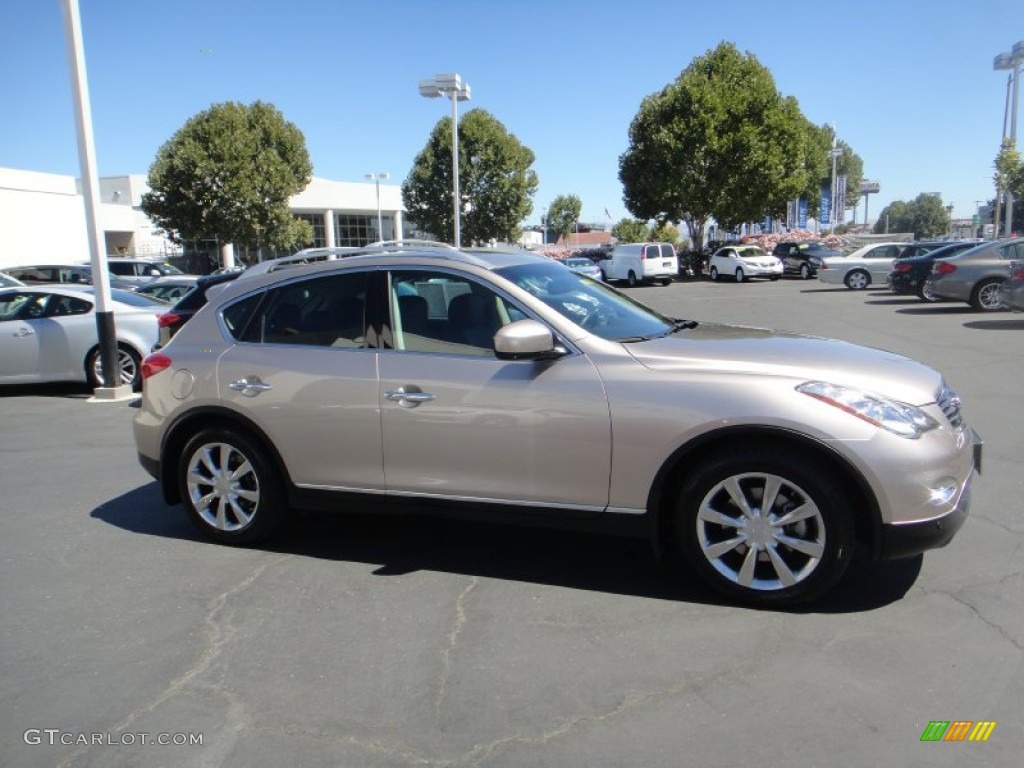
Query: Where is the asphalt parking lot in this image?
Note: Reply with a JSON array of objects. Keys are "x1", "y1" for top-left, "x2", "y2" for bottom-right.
[{"x1": 2, "y1": 277, "x2": 1021, "y2": 767}]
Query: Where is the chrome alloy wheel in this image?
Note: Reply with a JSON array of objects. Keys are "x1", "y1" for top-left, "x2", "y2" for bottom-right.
[
  {"x1": 92, "y1": 347, "x2": 138, "y2": 387},
  {"x1": 695, "y1": 472, "x2": 826, "y2": 591},
  {"x1": 186, "y1": 442, "x2": 261, "y2": 531}
]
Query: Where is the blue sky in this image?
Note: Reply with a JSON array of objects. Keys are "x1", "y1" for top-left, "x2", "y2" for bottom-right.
[{"x1": 1, "y1": 0, "x2": 1021, "y2": 226}]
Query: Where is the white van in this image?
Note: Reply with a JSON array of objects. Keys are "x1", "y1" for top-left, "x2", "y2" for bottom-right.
[{"x1": 600, "y1": 243, "x2": 678, "y2": 286}]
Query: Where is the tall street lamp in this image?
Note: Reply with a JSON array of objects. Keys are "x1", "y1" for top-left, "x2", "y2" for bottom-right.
[
  {"x1": 365, "y1": 172, "x2": 389, "y2": 241},
  {"x1": 828, "y1": 144, "x2": 843, "y2": 234},
  {"x1": 419, "y1": 72, "x2": 471, "y2": 248},
  {"x1": 994, "y1": 41, "x2": 1024, "y2": 237}
]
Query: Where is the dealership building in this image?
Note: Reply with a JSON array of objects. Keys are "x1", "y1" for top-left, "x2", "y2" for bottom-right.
[{"x1": 0, "y1": 166, "x2": 409, "y2": 271}]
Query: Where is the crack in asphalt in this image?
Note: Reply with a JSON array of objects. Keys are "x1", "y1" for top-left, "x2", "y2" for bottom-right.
[
  {"x1": 434, "y1": 577, "x2": 479, "y2": 724},
  {"x1": 56, "y1": 553, "x2": 291, "y2": 768}
]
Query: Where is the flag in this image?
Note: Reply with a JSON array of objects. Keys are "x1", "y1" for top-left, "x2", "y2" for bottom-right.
[{"x1": 604, "y1": 207, "x2": 611, "y2": 220}]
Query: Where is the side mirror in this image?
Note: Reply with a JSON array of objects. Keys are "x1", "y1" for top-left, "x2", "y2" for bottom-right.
[{"x1": 494, "y1": 319, "x2": 564, "y2": 361}]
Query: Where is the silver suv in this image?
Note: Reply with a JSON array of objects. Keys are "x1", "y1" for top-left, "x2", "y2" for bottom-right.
[{"x1": 133, "y1": 242, "x2": 981, "y2": 606}]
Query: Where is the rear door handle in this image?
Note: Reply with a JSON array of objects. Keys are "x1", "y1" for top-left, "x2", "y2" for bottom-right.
[
  {"x1": 384, "y1": 387, "x2": 435, "y2": 408},
  {"x1": 229, "y1": 376, "x2": 273, "y2": 397},
  {"x1": 13, "y1": 327, "x2": 34, "y2": 337}
]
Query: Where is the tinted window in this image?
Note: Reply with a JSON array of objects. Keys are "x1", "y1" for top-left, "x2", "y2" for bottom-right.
[
  {"x1": 109, "y1": 289, "x2": 166, "y2": 307},
  {"x1": 107, "y1": 262, "x2": 136, "y2": 276},
  {"x1": 47, "y1": 294, "x2": 92, "y2": 316},
  {"x1": 237, "y1": 272, "x2": 369, "y2": 347}
]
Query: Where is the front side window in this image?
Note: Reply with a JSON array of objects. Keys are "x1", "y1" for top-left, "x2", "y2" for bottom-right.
[
  {"x1": 233, "y1": 271, "x2": 370, "y2": 348},
  {"x1": 388, "y1": 270, "x2": 521, "y2": 356},
  {"x1": 0, "y1": 292, "x2": 51, "y2": 320},
  {"x1": 496, "y1": 261, "x2": 675, "y2": 342}
]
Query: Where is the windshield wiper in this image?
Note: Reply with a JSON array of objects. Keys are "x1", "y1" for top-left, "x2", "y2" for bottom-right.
[{"x1": 665, "y1": 318, "x2": 699, "y2": 334}]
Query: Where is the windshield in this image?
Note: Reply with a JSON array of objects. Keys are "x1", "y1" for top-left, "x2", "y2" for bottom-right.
[
  {"x1": 495, "y1": 261, "x2": 677, "y2": 341},
  {"x1": 737, "y1": 247, "x2": 770, "y2": 258}
]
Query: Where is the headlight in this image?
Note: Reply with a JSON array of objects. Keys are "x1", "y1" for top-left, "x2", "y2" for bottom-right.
[{"x1": 796, "y1": 381, "x2": 939, "y2": 439}]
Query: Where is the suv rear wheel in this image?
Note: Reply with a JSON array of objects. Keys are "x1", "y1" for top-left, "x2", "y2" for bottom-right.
[
  {"x1": 178, "y1": 429, "x2": 286, "y2": 544},
  {"x1": 674, "y1": 449, "x2": 854, "y2": 606}
]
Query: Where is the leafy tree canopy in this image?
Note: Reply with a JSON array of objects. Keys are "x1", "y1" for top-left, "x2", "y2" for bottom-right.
[
  {"x1": 619, "y1": 42, "x2": 813, "y2": 250},
  {"x1": 141, "y1": 101, "x2": 313, "y2": 250},
  {"x1": 611, "y1": 218, "x2": 650, "y2": 243},
  {"x1": 403, "y1": 108, "x2": 538, "y2": 245},
  {"x1": 873, "y1": 193, "x2": 950, "y2": 238},
  {"x1": 650, "y1": 222, "x2": 682, "y2": 245},
  {"x1": 547, "y1": 194, "x2": 582, "y2": 241}
]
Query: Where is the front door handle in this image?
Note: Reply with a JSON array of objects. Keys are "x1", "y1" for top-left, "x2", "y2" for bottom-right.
[
  {"x1": 229, "y1": 376, "x2": 273, "y2": 397},
  {"x1": 13, "y1": 327, "x2": 34, "y2": 337},
  {"x1": 384, "y1": 387, "x2": 435, "y2": 408}
]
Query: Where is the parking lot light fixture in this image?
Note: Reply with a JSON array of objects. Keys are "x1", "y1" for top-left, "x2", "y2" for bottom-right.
[
  {"x1": 418, "y1": 72, "x2": 471, "y2": 248},
  {"x1": 364, "y1": 172, "x2": 389, "y2": 242}
]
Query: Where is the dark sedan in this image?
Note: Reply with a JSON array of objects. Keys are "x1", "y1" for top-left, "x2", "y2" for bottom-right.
[
  {"x1": 887, "y1": 241, "x2": 982, "y2": 301},
  {"x1": 771, "y1": 241, "x2": 842, "y2": 279},
  {"x1": 155, "y1": 270, "x2": 242, "y2": 347}
]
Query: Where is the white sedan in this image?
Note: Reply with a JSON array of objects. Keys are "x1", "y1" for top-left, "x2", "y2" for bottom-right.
[
  {"x1": 708, "y1": 245, "x2": 783, "y2": 282},
  {"x1": 0, "y1": 285, "x2": 162, "y2": 389}
]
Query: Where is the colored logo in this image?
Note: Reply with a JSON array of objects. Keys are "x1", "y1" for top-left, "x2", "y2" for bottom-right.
[{"x1": 920, "y1": 721, "x2": 996, "y2": 742}]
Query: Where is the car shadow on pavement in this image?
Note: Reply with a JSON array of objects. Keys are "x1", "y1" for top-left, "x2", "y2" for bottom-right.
[
  {"x1": 863, "y1": 298, "x2": 924, "y2": 305},
  {"x1": 92, "y1": 484, "x2": 923, "y2": 613},
  {"x1": 962, "y1": 318, "x2": 1024, "y2": 331},
  {"x1": 895, "y1": 306, "x2": 977, "y2": 315},
  {"x1": 0, "y1": 382, "x2": 94, "y2": 399}
]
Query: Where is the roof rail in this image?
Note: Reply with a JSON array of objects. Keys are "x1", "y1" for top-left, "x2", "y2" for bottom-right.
[
  {"x1": 365, "y1": 239, "x2": 458, "y2": 250},
  {"x1": 237, "y1": 241, "x2": 494, "y2": 280}
]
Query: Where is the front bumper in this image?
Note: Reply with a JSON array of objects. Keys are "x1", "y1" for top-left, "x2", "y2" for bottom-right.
[{"x1": 876, "y1": 430, "x2": 981, "y2": 560}]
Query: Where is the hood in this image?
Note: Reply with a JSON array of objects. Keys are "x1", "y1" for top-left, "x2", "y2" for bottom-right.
[{"x1": 625, "y1": 323, "x2": 942, "y2": 405}]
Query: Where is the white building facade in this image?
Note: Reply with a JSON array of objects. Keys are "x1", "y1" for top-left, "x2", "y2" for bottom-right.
[{"x1": 0, "y1": 167, "x2": 407, "y2": 271}]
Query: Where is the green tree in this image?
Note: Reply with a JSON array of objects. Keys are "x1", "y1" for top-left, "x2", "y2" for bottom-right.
[
  {"x1": 403, "y1": 108, "x2": 537, "y2": 245},
  {"x1": 995, "y1": 140, "x2": 1024, "y2": 234},
  {"x1": 141, "y1": 101, "x2": 313, "y2": 254},
  {"x1": 650, "y1": 222, "x2": 681, "y2": 245},
  {"x1": 873, "y1": 194, "x2": 949, "y2": 238},
  {"x1": 800, "y1": 123, "x2": 864, "y2": 221},
  {"x1": 547, "y1": 194, "x2": 582, "y2": 242},
  {"x1": 619, "y1": 42, "x2": 812, "y2": 250},
  {"x1": 612, "y1": 218, "x2": 650, "y2": 243}
]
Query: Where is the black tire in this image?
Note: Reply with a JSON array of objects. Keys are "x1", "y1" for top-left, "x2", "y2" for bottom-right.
[
  {"x1": 916, "y1": 281, "x2": 939, "y2": 302},
  {"x1": 673, "y1": 448, "x2": 855, "y2": 606},
  {"x1": 844, "y1": 270, "x2": 870, "y2": 290},
  {"x1": 735, "y1": 268, "x2": 745, "y2": 283},
  {"x1": 178, "y1": 428, "x2": 287, "y2": 545},
  {"x1": 661, "y1": 278, "x2": 672, "y2": 286},
  {"x1": 627, "y1": 270, "x2": 638, "y2": 287},
  {"x1": 970, "y1": 279, "x2": 1005, "y2": 311},
  {"x1": 86, "y1": 343, "x2": 142, "y2": 390},
  {"x1": 799, "y1": 263, "x2": 811, "y2": 280},
  {"x1": 709, "y1": 266, "x2": 719, "y2": 282}
]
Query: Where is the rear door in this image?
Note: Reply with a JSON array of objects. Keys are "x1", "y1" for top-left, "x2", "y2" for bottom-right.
[{"x1": 214, "y1": 269, "x2": 385, "y2": 492}]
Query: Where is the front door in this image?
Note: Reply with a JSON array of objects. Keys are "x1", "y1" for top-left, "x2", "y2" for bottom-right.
[{"x1": 378, "y1": 268, "x2": 611, "y2": 513}]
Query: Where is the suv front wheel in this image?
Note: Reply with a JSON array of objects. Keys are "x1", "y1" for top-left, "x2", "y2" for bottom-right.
[
  {"x1": 178, "y1": 429, "x2": 286, "y2": 544},
  {"x1": 674, "y1": 449, "x2": 854, "y2": 606}
]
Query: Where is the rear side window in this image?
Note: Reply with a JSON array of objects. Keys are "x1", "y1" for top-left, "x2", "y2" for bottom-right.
[{"x1": 234, "y1": 271, "x2": 370, "y2": 348}]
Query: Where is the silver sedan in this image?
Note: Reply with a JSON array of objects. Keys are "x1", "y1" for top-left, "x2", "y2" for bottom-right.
[
  {"x1": 816, "y1": 242, "x2": 906, "y2": 289},
  {"x1": 0, "y1": 285, "x2": 162, "y2": 389}
]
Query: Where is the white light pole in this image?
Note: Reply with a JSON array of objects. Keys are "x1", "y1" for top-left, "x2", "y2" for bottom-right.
[
  {"x1": 364, "y1": 172, "x2": 389, "y2": 241},
  {"x1": 994, "y1": 42, "x2": 1024, "y2": 237},
  {"x1": 828, "y1": 144, "x2": 843, "y2": 234},
  {"x1": 419, "y1": 72, "x2": 471, "y2": 248}
]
